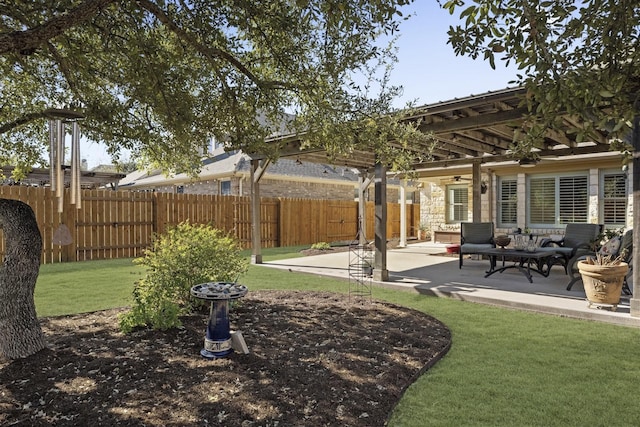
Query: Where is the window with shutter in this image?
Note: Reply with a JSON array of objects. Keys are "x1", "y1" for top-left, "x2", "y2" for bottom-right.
[
  {"x1": 498, "y1": 177, "x2": 517, "y2": 227},
  {"x1": 529, "y1": 177, "x2": 556, "y2": 224},
  {"x1": 446, "y1": 184, "x2": 468, "y2": 223},
  {"x1": 558, "y1": 176, "x2": 588, "y2": 223},
  {"x1": 601, "y1": 172, "x2": 626, "y2": 226},
  {"x1": 528, "y1": 173, "x2": 588, "y2": 226}
]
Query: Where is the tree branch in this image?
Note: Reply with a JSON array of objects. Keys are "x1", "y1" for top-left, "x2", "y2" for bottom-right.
[
  {"x1": 0, "y1": 0, "x2": 118, "y2": 55},
  {"x1": 46, "y1": 41, "x2": 81, "y2": 95},
  {"x1": 0, "y1": 111, "x2": 48, "y2": 135},
  {"x1": 136, "y1": 0, "x2": 293, "y2": 91}
]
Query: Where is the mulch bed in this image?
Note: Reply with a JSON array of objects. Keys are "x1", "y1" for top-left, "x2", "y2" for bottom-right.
[{"x1": 0, "y1": 291, "x2": 451, "y2": 426}]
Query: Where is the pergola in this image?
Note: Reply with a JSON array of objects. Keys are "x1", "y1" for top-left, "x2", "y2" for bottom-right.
[
  {"x1": 270, "y1": 87, "x2": 614, "y2": 168},
  {"x1": 247, "y1": 86, "x2": 640, "y2": 316}
]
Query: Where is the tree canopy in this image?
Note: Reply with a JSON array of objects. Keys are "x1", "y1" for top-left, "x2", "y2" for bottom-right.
[
  {"x1": 444, "y1": 0, "x2": 640, "y2": 158},
  {"x1": 1, "y1": 0, "x2": 426, "y2": 177}
]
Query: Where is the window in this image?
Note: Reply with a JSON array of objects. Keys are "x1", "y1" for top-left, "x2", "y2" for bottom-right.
[
  {"x1": 220, "y1": 180, "x2": 231, "y2": 195},
  {"x1": 498, "y1": 178, "x2": 517, "y2": 226},
  {"x1": 558, "y1": 176, "x2": 588, "y2": 223},
  {"x1": 446, "y1": 184, "x2": 468, "y2": 223},
  {"x1": 601, "y1": 171, "x2": 626, "y2": 226},
  {"x1": 528, "y1": 174, "x2": 588, "y2": 226}
]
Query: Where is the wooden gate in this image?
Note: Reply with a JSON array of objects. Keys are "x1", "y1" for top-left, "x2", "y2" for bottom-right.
[{"x1": 326, "y1": 201, "x2": 358, "y2": 242}]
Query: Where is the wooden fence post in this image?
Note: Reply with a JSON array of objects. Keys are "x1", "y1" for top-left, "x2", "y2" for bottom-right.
[{"x1": 0, "y1": 186, "x2": 419, "y2": 264}]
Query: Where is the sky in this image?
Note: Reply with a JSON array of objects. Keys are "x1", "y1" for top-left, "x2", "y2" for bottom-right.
[
  {"x1": 81, "y1": 1, "x2": 519, "y2": 169},
  {"x1": 387, "y1": 1, "x2": 519, "y2": 107}
]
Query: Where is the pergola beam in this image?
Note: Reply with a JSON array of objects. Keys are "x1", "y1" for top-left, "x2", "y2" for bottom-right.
[
  {"x1": 410, "y1": 144, "x2": 614, "y2": 171},
  {"x1": 418, "y1": 107, "x2": 528, "y2": 134}
]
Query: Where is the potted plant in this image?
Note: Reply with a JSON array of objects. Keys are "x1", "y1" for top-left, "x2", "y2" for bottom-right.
[
  {"x1": 418, "y1": 222, "x2": 429, "y2": 241},
  {"x1": 577, "y1": 252, "x2": 629, "y2": 311}
]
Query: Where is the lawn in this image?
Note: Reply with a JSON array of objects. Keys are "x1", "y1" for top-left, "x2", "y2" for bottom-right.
[{"x1": 33, "y1": 247, "x2": 640, "y2": 426}]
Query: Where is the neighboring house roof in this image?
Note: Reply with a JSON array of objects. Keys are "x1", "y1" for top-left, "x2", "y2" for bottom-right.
[
  {"x1": 118, "y1": 151, "x2": 367, "y2": 189},
  {"x1": 1, "y1": 165, "x2": 125, "y2": 188},
  {"x1": 90, "y1": 164, "x2": 121, "y2": 173},
  {"x1": 235, "y1": 156, "x2": 361, "y2": 183},
  {"x1": 119, "y1": 151, "x2": 242, "y2": 187}
]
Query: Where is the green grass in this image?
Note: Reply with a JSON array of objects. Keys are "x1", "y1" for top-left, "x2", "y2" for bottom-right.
[
  {"x1": 35, "y1": 258, "x2": 144, "y2": 317},
  {"x1": 240, "y1": 245, "x2": 308, "y2": 261},
  {"x1": 33, "y1": 247, "x2": 640, "y2": 426},
  {"x1": 34, "y1": 246, "x2": 310, "y2": 317},
  {"x1": 380, "y1": 291, "x2": 640, "y2": 426}
]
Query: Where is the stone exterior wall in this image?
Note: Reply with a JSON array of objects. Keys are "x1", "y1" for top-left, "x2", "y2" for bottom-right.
[
  {"x1": 420, "y1": 166, "x2": 632, "y2": 243},
  {"x1": 419, "y1": 176, "x2": 491, "y2": 242},
  {"x1": 419, "y1": 182, "x2": 445, "y2": 241},
  {"x1": 420, "y1": 174, "x2": 574, "y2": 241}
]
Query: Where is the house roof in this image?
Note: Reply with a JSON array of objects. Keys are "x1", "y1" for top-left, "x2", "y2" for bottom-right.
[
  {"x1": 236, "y1": 156, "x2": 361, "y2": 183},
  {"x1": 119, "y1": 151, "x2": 242, "y2": 187},
  {"x1": 119, "y1": 152, "x2": 365, "y2": 188},
  {"x1": 259, "y1": 86, "x2": 619, "y2": 171},
  {"x1": 1, "y1": 166, "x2": 125, "y2": 188}
]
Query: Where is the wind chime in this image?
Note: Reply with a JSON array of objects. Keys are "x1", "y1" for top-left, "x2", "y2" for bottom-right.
[{"x1": 45, "y1": 108, "x2": 85, "y2": 213}]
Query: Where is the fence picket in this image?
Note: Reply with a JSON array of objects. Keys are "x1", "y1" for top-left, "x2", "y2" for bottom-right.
[{"x1": 0, "y1": 187, "x2": 418, "y2": 263}]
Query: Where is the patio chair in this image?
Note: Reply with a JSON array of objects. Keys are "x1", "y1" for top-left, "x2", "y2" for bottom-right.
[
  {"x1": 565, "y1": 229, "x2": 633, "y2": 293},
  {"x1": 538, "y1": 223, "x2": 604, "y2": 275},
  {"x1": 459, "y1": 222, "x2": 495, "y2": 269}
]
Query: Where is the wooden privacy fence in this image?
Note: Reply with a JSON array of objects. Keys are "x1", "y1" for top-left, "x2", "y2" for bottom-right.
[{"x1": 0, "y1": 186, "x2": 419, "y2": 264}]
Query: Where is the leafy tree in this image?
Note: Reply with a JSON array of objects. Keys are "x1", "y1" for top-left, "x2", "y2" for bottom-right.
[
  {"x1": 0, "y1": 0, "x2": 425, "y2": 358},
  {"x1": 443, "y1": 0, "x2": 640, "y2": 158},
  {"x1": 1, "y1": 0, "x2": 425, "y2": 176}
]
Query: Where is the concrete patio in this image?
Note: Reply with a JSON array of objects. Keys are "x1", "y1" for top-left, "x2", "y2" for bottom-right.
[{"x1": 262, "y1": 242, "x2": 640, "y2": 328}]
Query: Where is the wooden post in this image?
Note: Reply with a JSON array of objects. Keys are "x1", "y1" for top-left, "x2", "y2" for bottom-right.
[
  {"x1": 630, "y1": 113, "x2": 640, "y2": 317},
  {"x1": 472, "y1": 160, "x2": 482, "y2": 222},
  {"x1": 398, "y1": 181, "x2": 407, "y2": 248},
  {"x1": 358, "y1": 171, "x2": 373, "y2": 245},
  {"x1": 250, "y1": 159, "x2": 270, "y2": 265},
  {"x1": 373, "y1": 162, "x2": 388, "y2": 281}
]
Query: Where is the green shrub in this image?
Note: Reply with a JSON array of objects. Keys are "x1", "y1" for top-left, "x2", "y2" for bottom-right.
[
  {"x1": 310, "y1": 242, "x2": 331, "y2": 250},
  {"x1": 119, "y1": 222, "x2": 248, "y2": 332}
]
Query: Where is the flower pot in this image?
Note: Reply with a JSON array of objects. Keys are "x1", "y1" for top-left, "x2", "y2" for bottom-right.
[{"x1": 577, "y1": 261, "x2": 628, "y2": 310}]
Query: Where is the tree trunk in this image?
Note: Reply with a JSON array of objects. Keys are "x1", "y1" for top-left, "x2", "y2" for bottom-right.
[{"x1": 0, "y1": 198, "x2": 46, "y2": 359}]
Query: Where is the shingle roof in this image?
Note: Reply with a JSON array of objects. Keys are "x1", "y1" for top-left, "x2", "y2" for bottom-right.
[
  {"x1": 119, "y1": 152, "x2": 364, "y2": 187},
  {"x1": 236, "y1": 157, "x2": 360, "y2": 182}
]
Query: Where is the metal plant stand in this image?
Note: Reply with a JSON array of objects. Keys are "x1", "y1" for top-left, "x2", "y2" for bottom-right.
[
  {"x1": 348, "y1": 230, "x2": 373, "y2": 302},
  {"x1": 190, "y1": 282, "x2": 248, "y2": 359}
]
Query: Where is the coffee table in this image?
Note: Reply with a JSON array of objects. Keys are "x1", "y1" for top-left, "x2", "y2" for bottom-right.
[{"x1": 478, "y1": 248, "x2": 558, "y2": 283}]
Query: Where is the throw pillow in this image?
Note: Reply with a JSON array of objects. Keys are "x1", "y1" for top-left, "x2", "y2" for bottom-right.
[{"x1": 600, "y1": 236, "x2": 621, "y2": 256}]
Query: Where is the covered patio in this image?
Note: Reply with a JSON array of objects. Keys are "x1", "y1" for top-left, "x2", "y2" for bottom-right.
[
  {"x1": 262, "y1": 241, "x2": 640, "y2": 328},
  {"x1": 246, "y1": 86, "x2": 640, "y2": 317}
]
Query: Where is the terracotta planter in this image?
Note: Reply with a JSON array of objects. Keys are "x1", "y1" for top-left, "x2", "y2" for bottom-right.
[{"x1": 577, "y1": 261, "x2": 628, "y2": 310}]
